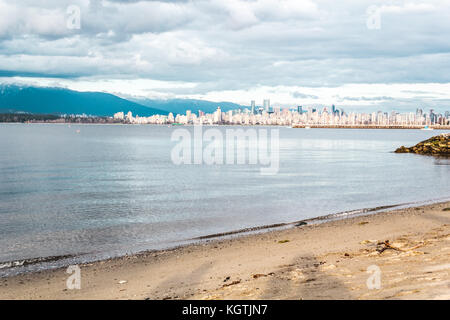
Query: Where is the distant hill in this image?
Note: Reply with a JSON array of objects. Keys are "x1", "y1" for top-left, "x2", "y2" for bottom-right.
[
  {"x1": 131, "y1": 98, "x2": 246, "y2": 115},
  {"x1": 0, "y1": 85, "x2": 167, "y2": 117}
]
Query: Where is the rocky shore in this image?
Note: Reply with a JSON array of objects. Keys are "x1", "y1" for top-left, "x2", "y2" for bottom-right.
[{"x1": 395, "y1": 133, "x2": 450, "y2": 156}]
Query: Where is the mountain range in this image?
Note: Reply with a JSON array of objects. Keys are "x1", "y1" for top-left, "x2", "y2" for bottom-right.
[{"x1": 0, "y1": 85, "x2": 244, "y2": 116}]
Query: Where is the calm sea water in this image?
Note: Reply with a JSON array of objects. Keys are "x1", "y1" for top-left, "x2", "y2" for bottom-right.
[{"x1": 0, "y1": 124, "x2": 449, "y2": 274}]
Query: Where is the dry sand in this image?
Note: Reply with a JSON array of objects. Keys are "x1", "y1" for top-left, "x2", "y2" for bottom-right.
[{"x1": 0, "y1": 201, "x2": 449, "y2": 300}]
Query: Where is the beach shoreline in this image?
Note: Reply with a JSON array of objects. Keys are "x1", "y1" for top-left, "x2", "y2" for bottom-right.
[
  {"x1": 1, "y1": 198, "x2": 447, "y2": 278},
  {"x1": 1, "y1": 200, "x2": 449, "y2": 300}
]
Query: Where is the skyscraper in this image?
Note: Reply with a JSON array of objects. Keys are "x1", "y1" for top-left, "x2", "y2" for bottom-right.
[
  {"x1": 263, "y1": 99, "x2": 270, "y2": 112},
  {"x1": 215, "y1": 106, "x2": 222, "y2": 123},
  {"x1": 251, "y1": 100, "x2": 255, "y2": 114},
  {"x1": 430, "y1": 109, "x2": 436, "y2": 124}
]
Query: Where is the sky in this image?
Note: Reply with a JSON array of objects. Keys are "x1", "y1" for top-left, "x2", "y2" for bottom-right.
[{"x1": 1, "y1": 0, "x2": 450, "y2": 112}]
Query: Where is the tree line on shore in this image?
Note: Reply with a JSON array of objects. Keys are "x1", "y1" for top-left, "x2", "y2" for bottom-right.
[
  {"x1": 0, "y1": 113, "x2": 60, "y2": 122},
  {"x1": 0, "y1": 113, "x2": 120, "y2": 123}
]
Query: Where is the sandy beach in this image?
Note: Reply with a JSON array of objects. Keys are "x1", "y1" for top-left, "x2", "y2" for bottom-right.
[{"x1": 0, "y1": 201, "x2": 449, "y2": 300}]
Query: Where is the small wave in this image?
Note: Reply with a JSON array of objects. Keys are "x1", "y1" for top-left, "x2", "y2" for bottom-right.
[
  {"x1": 0, "y1": 254, "x2": 76, "y2": 270},
  {"x1": 189, "y1": 196, "x2": 450, "y2": 241}
]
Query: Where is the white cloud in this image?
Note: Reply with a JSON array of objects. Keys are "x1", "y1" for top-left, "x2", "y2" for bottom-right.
[
  {"x1": 2, "y1": 76, "x2": 450, "y2": 112},
  {"x1": 222, "y1": 0, "x2": 259, "y2": 30},
  {"x1": 0, "y1": 1, "x2": 68, "y2": 38},
  {"x1": 379, "y1": 2, "x2": 436, "y2": 14},
  {"x1": 253, "y1": 0, "x2": 319, "y2": 20}
]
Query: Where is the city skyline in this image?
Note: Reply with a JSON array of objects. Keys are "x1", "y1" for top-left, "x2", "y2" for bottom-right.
[{"x1": 114, "y1": 102, "x2": 450, "y2": 126}]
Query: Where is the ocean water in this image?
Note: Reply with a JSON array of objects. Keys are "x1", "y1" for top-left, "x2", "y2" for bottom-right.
[{"x1": 0, "y1": 124, "x2": 449, "y2": 274}]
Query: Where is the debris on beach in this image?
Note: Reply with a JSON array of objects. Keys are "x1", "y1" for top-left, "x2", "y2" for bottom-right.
[
  {"x1": 376, "y1": 240, "x2": 427, "y2": 254},
  {"x1": 376, "y1": 240, "x2": 403, "y2": 253},
  {"x1": 252, "y1": 272, "x2": 275, "y2": 279},
  {"x1": 395, "y1": 133, "x2": 450, "y2": 156},
  {"x1": 278, "y1": 240, "x2": 290, "y2": 244},
  {"x1": 222, "y1": 280, "x2": 241, "y2": 288}
]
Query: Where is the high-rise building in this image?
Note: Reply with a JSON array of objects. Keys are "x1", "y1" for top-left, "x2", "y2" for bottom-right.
[
  {"x1": 297, "y1": 106, "x2": 303, "y2": 114},
  {"x1": 215, "y1": 106, "x2": 222, "y2": 123},
  {"x1": 113, "y1": 111, "x2": 124, "y2": 120},
  {"x1": 263, "y1": 99, "x2": 270, "y2": 112},
  {"x1": 186, "y1": 110, "x2": 191, "y2": 122},
  {"x1": 430, "y1": 109, "x2": 436, "y2": 124},
  {"x1": 126, "y1": 111, "x2": 133, "y2": 122},
  {"x1": 251, "y1": 100, "x2": 255, "y2": 114}
]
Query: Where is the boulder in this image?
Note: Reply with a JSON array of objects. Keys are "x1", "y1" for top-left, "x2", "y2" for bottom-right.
[{"x1": 395, "y1": 133, "x2": 450, "y2": 156}]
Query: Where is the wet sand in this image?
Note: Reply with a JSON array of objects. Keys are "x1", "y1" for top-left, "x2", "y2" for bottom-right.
[{"x1": 0, "y1": 201, "x2": 449, "y2": 300}]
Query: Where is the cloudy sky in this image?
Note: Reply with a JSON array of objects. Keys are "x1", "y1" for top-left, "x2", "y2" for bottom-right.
[{"x1": 1, "y1": 0, "x2": 450, "y2": 112}]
